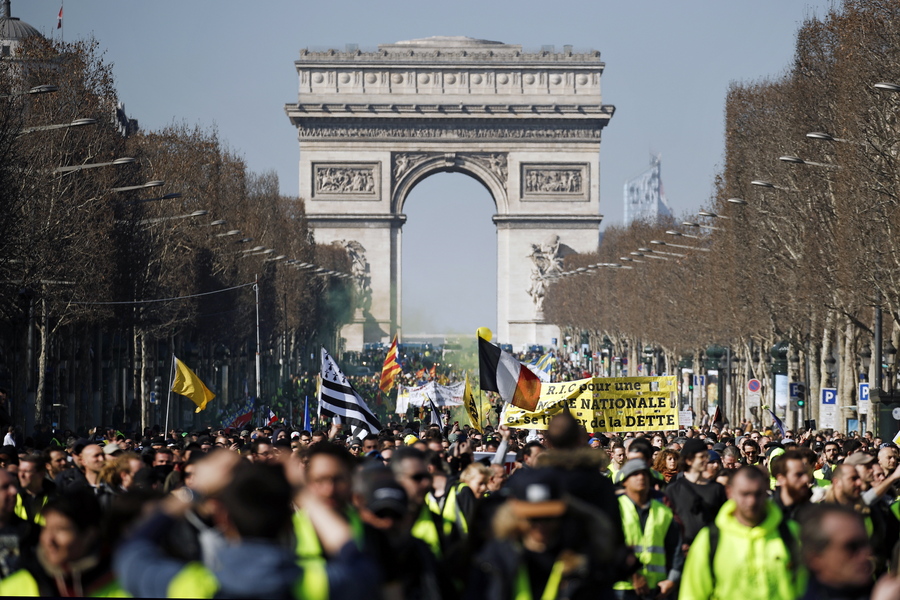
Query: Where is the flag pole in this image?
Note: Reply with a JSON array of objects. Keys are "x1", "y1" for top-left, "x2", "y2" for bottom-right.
[
  {"x1": 164, "y1": 355, "x2": 176, "y2": 436},
  {"x1": 254, "y1": 274, "x2": 262, "y2": 408}
]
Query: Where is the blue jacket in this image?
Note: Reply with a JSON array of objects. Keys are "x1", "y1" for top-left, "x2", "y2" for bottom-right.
[{"x1": 115, "y1": 511, "x2": 378, "y2": 599}]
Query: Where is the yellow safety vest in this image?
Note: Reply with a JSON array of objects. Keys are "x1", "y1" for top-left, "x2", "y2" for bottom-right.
[
  {"x1": 0, "y1": 568, "x2": 131, "y2": 597},
  {"x1": 426, "y1": 482, "x2": 469, "y2": 536},
  {"x1": 411, "y1": 503, "x2": 444, "y2": 558},
  {"x1": 614, "y1": 495, "x2": 673, "y2": 591},
  {"x1": 514, "y1": 558, "x2": 565, "y2": 600},
  {"x1": 166, "y1": 560, "x2": 328, "y2": 600},
  {"x1": 293, "y1": 507, "x2": 364, "y2": 564},
  {"x1": 14, "y1": 493, "x2": 48, "y2": 526}
]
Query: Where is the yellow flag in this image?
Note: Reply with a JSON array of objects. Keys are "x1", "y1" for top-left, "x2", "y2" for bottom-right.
[
  {"x1": 171, "y1": 357, "x2": 216, "y2": 413},
  {"x1": 464, "y1": 372, "x2": 482, "y2": 432}
]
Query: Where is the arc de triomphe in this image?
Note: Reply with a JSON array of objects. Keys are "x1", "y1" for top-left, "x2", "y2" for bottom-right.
[{"x1": 285, "y1": 37, "x2": 614, "y2": 351}]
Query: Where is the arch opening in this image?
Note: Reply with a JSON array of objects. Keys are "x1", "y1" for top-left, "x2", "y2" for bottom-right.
[{"x1": 401, "y1": 172, "x2": 497, "y2": 337}]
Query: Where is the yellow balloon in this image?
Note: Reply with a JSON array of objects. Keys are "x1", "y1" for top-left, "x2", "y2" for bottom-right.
[{"x1": 476, "y1": 327, "x2": 492, "y2": 342}]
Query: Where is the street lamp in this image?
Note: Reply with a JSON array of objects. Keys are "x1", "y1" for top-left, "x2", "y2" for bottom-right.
[
  {"x1": 683, "y1": 221, "x2": 722, "y2": 231},
  {"x1": 874, "y1": 82, "x2": 900, "y2": 93},
  {"x1": 778, "y1": 155, "x2": 840, "y2": 169},
  {"x1": 128, "y1": 192, "x2": 183, "y2": 205},
  {"x1": 54, "y1": 157, "x2": 136, "y2": 174},
  {"x1": 726, "y1": 198, "x2": 748, "y2": 205},
  {"x1": 0, "y1": 84, "x2": 58, "y2": 99},
  {"x1": 216, "y1": 229, "x2": 242, "y2": 238},
  {"x1": 130, "y1": 210, "x2": 208, "y2": 226},
  {"x1": 109, "y1": 180, "x2": 165, "y2": 193},
  {"x1": 631, "y1": 251, "x2": 668, "y2": 261},
  {"x1": 650, "y1": 239, "x2": 710, "y2": 252},
  {"x1": 18, "y1": 117, "x2": 97, "y2": 136},
  {"x1": 698, "y1": 210, "x2": 730, "y2": 220},
  {"x1": 639, "y1": 246, "x2": 685, "y2": 258},
  {"x1": 667, "y1": 229, "x2": 701, "y2": 239},
  {"x1": 620, "y1": 256, "x2": 645, "y2": 264}
]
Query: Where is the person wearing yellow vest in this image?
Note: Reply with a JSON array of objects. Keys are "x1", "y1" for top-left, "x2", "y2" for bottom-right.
[
  {"x1": 681, "y1": 465, "x2": 804, "y2": 600},
  {"x1": 15, "y1": 454, "x2": 55, "y2": 526},
  {"x1": 392, "y1": 447, "x2": 454, "y2": 559},
  {"x1": 294, "y1": 443, "x2": 366, "y2": 565},
  {"x1": 813, "y1": 441, "x2": 840, "y2": 483},
  {"x1": 607, "y1": 443, "x2": 626, "y2": 478},
  {"x1": 613, "y1": 459, "x2": 682, "y2": 599},
  {"x1": 0, "y1": 489, "x2": 127, "y2": 597},
  {"x1": 467, "y1": 467, "x2": 626, "y2": 599},
  {"x1": 115, "y1": 454, "x2": 378, "y2": 599}
]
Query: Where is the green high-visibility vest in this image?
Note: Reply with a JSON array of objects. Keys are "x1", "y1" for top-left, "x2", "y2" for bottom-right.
[
  {"x1": 0, "y1": 569, "x2": 131, "y2": 597},
  {"x1": 614, "y1": 495, "x2": 672, "y2": 591},
  {"x1": 166, "y1": 561, "x2": 328, "y2": 600},
  {"x1": 14, "y1": 492, "x2": 48, "y2": 526},
  {"x1": 514, "y1": 558, "x2": 565, "y2": 600},
  {"x1": 426, "y1": 482, "x2": 469, "y2": 536},
  {"x1": 293, "y1": 507, "x2": 364, "y2": 564},
  {"x1": 411, "y1": 503, "x2": 444, "y2": 558}
]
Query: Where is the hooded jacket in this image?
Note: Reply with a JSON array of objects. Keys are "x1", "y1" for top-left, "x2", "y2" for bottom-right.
[{"x1": 680, "y1": 500, "x2": 804, "y2": 600}]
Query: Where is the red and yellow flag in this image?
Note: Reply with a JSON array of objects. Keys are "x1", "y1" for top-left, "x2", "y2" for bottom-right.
[{"x1": 379, "y1": 335, "x2": 402, "y2": 393}]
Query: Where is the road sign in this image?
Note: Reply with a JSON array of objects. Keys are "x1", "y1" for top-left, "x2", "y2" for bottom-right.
[
  {"x1": 859, "y1": 383, "x2": 870, "y2": 415},
  {"x1": 820, "y1": 388, "x2": 837, "y2": 429},
  {"x1": 892, "y1": 407, "x2": 900, "y2": 421},
  {"x1": 149, "y1": 391, "x2": 158, "y2": 405},
  {"x1": 748, "y1": 379, "x2": 761, "y2": 393}
]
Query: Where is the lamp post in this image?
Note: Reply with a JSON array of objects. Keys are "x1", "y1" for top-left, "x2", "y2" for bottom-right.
[
  {"x1": 683, "y1": 221, "x2": 722, "y2": 232},
  {"x1": 54, "y1": 157, "x2": 136, "y2": 174},
  {"x1": 770, "y1": 341, "x2": 789, "y2": 422},
  {"x1": 650, "y1": 240, "x2": 710, "y2": 252},
  {"x1": 17, "y1": 117, "x2": 96, "y2": 136}
]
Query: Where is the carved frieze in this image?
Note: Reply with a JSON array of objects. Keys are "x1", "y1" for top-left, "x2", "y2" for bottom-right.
[
  {"x1": 521, "y1": 163, "x2": 589, "y2": 201},
  {"x1": 299, "y1": 125, "x2": 601, "y2": 141},
  {"x1": 312, "y1": 163, "x2": 380, "y2": 200},
  {"x1": 392, "y1": 152, "x2": 508, "y2": 186}
]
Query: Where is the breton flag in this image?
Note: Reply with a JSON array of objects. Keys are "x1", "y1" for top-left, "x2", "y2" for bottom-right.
[
  {"x1": 427, "y1": 397, "x2": 444, "y2": 428},
  {"x1": 57, "y1": 5, "x2": 63, "y2": 29},
  {"x1": 171, "y1": 357, "x2": 215, "y2": 413},
  {"x1": 379, "y1": 335, "x2": 402, "y2": 393},
  {"x1": 478, "y1": 337, "x2": 541, "y2": 412},
  {"x1": 320, "y1": 348, "x2": 382, "y2": 437}
]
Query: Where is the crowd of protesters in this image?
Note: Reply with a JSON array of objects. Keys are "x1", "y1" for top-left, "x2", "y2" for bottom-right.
[{"x1": 0, "y1": 409, "x2": 898, "y2": 598}]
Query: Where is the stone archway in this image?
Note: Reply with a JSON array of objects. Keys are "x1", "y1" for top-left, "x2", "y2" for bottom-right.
[{"x1": 285, "y1": 36, "x2": 614, "y2": 351}]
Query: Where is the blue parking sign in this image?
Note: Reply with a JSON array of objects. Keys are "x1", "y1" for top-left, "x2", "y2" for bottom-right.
[
  {"x1": 859, "y1": 383, "x2": 870, "y2": 402},
  {"x1": 821, "y1": 388, "x2": 837, "y2": 405}
]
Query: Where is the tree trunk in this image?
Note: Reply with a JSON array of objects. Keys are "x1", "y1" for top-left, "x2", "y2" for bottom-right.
[{"x1": 33, "y1": 297, "x2": 49, "y2": 427}]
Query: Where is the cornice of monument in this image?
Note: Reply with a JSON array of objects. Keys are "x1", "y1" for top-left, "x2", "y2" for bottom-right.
[
  {"x1": 297, "y1": 36, "x2": 603, "y2": 65},
  {"x1": 285, "y1": 103, "x2": 614, "y2": 118}
]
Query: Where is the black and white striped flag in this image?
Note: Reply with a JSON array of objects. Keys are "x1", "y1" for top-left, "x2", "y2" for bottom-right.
[{"x1": 319, "y1": 348, "x2": 382, "y2": 438}]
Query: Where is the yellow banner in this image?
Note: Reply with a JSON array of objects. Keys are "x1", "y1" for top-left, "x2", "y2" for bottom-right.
[
  {"x1": 463, "y1": 373, "x2": 482, "y2": 432},
  {"x1": 501, "y1": 376, "x2": 678, "y2": 433}
]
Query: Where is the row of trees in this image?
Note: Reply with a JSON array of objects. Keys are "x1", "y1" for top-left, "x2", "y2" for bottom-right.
[
  {"x1": 0, "y1": 36, "x2": 357, "y2": 436},
  {"x1": 545, "y1": 0, "x2": 900, "y2": 436}
]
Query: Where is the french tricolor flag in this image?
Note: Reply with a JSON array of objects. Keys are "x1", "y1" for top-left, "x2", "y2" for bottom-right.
[
  {"x1": 57, "y1": 5, "x2": 63, "y2": 29},
  {"x1": 478, "y1": 337, "x2": 542, "y2": 412},
  {"x1": 267, "y1": 410, "x2": 278, "y2": 426}
]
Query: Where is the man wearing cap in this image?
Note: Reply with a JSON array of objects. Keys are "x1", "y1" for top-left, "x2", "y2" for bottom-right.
[
  {"x1": 614, "y1": 459, "x2": 681, "y2": 599},
  {"x1": 467, "y1": 468, "x2": 623, "y2": 599},
  {"x1": 681, "y1": 465, "x2": 803, "y2": 600}
]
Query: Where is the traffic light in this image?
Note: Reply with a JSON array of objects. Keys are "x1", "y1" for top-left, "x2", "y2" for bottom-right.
[
  {"x1": 796, "y1": 383, "x2": 806, "y2": 408},
  {"x1": 153, "y1": 376, "x2": 162, "y2": 395}
]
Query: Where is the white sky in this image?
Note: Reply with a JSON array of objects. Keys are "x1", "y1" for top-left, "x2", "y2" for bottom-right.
[{"x1": 14, "y1": 0, "x2": 837, "y2": 335}]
